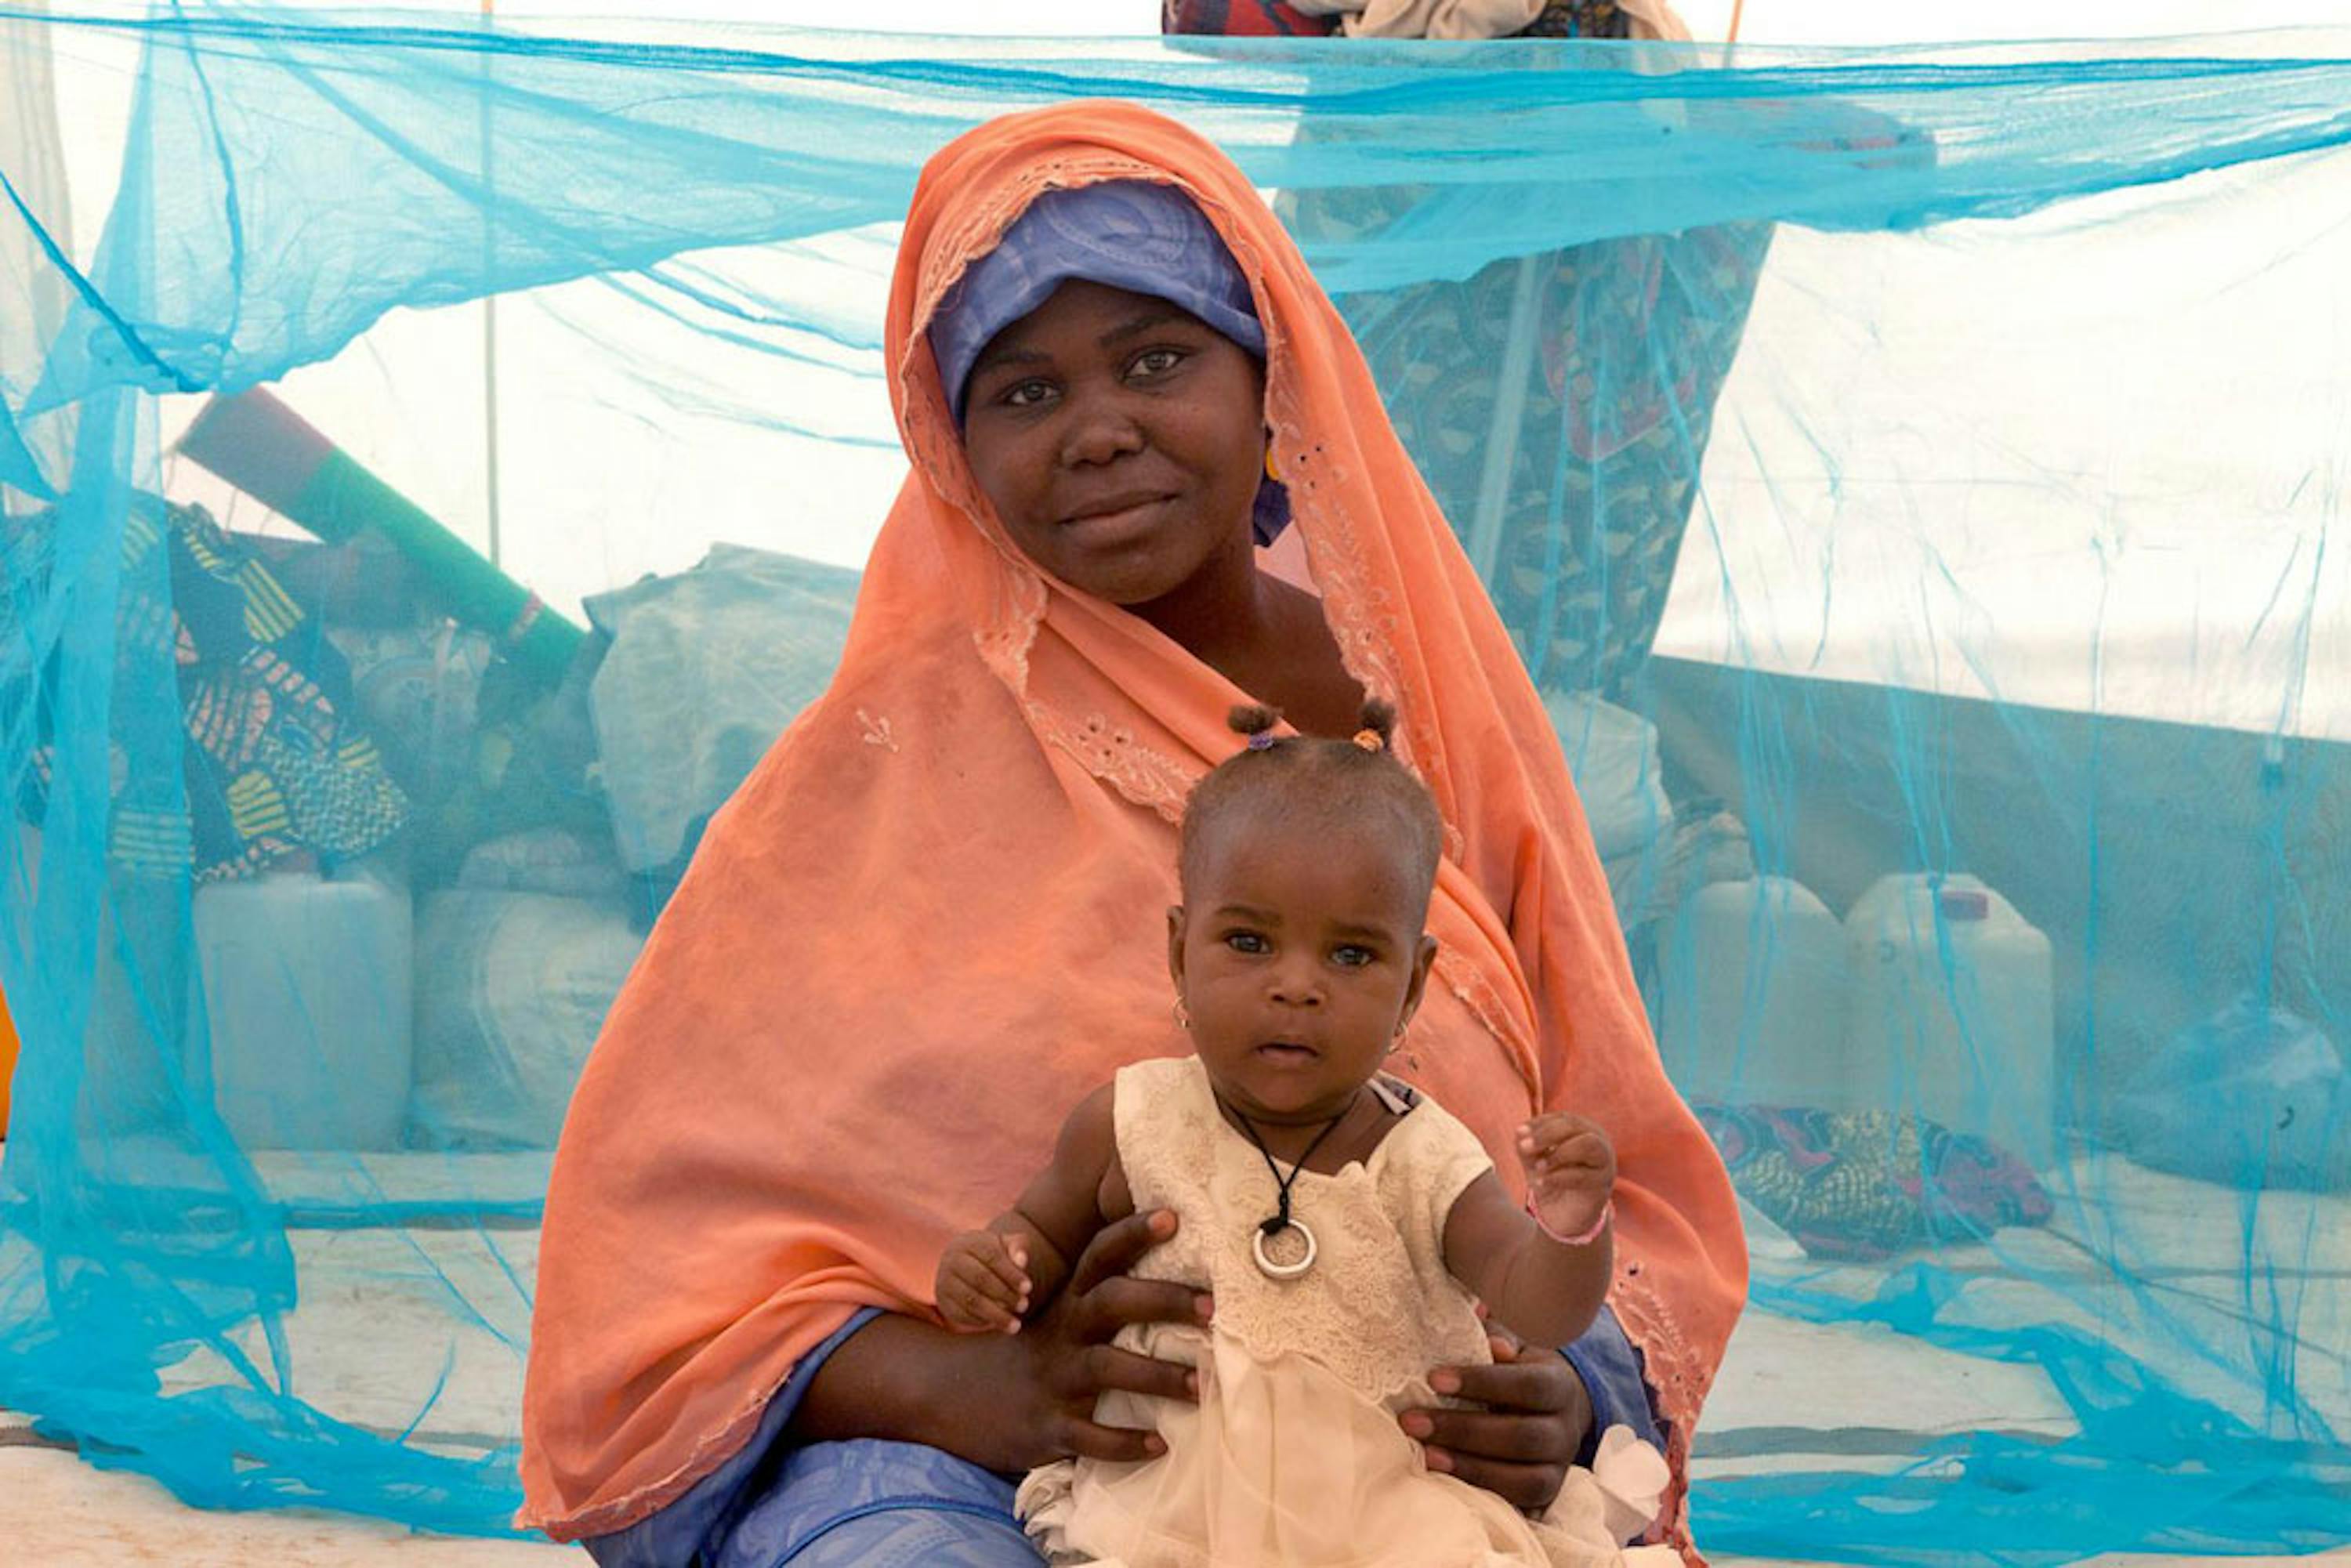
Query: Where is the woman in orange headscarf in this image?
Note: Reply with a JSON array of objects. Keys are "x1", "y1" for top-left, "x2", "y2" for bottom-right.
[{"x1": 520, "y1": 101, "x2": 1744, "y2": 1566}]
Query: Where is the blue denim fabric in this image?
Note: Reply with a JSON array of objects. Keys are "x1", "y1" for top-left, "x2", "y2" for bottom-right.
[
  {"x1": 1563, "y1": 1307, "x2": 1663, "y2": 1466},
  {"x1": 722, "y1": 1441, "x2": 1037, "y2": 1567},
  {"x1": 585, "y1": 1305, "x2": 1661, "y2": 1565},
  {"x1": 582, "y1": 1309, "x2": 889, "y2": 1567}
]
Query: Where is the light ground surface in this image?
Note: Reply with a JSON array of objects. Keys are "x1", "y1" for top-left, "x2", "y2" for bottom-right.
[
  {"x1": 3, "y1": 1425, "x2": 2341, "y2": 1568},
  {"x1": 4, "y1": 1147, "x2": 2351, "y2": 1561},
  {"x1": 0, "y1": 1410, "x2": 576, "y2": 1566},
  {"x1": 6, "y1": 1360, "x2": 2345, "y2": 1567}
]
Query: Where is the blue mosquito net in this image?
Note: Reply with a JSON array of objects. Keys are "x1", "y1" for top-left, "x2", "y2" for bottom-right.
[{"x1": 2, "y1": 6, "x2": 2347, "y2": 1563}]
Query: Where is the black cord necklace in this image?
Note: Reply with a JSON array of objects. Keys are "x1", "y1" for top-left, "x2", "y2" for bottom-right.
[{"x1": 1221, "y1": 1092, "x2": 1357, "y2": 1280}]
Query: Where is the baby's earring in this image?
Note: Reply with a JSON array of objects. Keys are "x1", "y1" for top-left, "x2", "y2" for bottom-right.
[{"x1": 1173, "y1": 998, "x2": 1194, "y2": 1031}]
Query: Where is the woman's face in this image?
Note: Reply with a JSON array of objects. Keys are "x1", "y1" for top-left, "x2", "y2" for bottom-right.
[{"x1": 958, "y1": 278, "x2": 1267, "y2": 612}]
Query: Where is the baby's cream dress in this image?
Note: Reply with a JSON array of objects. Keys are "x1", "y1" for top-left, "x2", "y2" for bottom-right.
[{"x1": 1017, "y1": 1056, "x2": 1677, "y2": 1568}]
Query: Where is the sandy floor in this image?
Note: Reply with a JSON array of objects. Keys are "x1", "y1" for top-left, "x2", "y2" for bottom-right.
[
  {"x1": 0, "y1": 1413, "x2": 575, "y2": 1566},
  {"x1": 8, "y1": 1121, "x2": 2341, "y2": 1564},
  {"x1": 5, "y1": 1404, "x2": 2344, "y2": 1567},
  {"x1": 2, "y1": 1219, "x2": 2342, "y2": 1568}
]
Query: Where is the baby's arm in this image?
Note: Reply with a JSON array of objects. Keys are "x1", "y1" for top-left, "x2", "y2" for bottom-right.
[
  {"x1": 1440, "y1": 1113, "x2": 1615, "y2": 1350},
  {"x1": 935, "y1": 1082, "x2": 1125, "y2": 1334}
]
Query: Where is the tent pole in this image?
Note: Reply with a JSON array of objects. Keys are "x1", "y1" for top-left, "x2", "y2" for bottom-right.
[{"x1": 1465, "y1": 252, "x2": 1545, "y2": 583}]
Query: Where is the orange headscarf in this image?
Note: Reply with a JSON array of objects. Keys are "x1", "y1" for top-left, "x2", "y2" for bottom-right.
[{"x1": 520, "y1": 101, "x2": 1744, "y2": 1555}]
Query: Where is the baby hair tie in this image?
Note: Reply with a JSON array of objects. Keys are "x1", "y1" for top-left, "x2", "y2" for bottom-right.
[
  {"x1": 1351, "y1": 728, "x2": 1384, "y2": 753},
  {"x1": 1246, "y1": 731, "x2": 1278, "y2": 751}
]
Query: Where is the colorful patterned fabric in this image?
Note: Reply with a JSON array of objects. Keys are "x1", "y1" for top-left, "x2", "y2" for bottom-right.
[
  {"x1": 1695, "y1": 1101, "x2": 2057, "y2": 1263},
  {"x1": 1311, "y1": 215, "x2": 1771, "y2": 696},
  {"x1": 1168, "y1": 0, "x2": 1769, "y2": 695},
  {"x1": 1517, "y1": 2, "x2": 1636, "y2": 38},
  {"x1": 18, "y1": 498, "x2": 411, "y2": 880},
  {"x1": 1162, "y1": 0, "x2": 1337, "y2": 36},
  {"x1": 1165, "y1": 0, "x2": 1636, "y2": 36},
  {"x1": 152, "y1": 502, "x2": 411, "y2": 878}
]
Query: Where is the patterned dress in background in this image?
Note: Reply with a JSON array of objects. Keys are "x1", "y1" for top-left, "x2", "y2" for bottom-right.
[
  {"x1": 1165, "y1": 1, "x2": 1654, "y2": 34},
  {"x1": 1165, "y1": 1, "x2": 1771, "y2": 699},
  {"x1": 1334, "y1": 223, "x2": 1770, "y2": 697}
]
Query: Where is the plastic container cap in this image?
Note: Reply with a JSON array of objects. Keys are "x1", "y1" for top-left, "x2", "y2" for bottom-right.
[{"x1": 1939, "y1": 887, "x2": 1991, "y2": 921}]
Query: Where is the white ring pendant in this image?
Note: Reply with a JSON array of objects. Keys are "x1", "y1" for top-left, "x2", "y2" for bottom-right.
[
  {"x1": 1252, "y1": 1217, "x2": 1317, "y2": 1280},
  {"x1": 1221, "y1": 1091, "x2": 1352, "y2": 1284}
]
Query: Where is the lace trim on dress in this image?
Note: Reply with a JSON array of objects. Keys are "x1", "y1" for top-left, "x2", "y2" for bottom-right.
[{"x1": 1114, "y1": 1058, "x2": 1495, "y2": 1407}]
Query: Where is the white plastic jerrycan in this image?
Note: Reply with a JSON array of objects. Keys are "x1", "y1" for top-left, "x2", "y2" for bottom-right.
[
  {"x1": 1658, "y1": 875, "x2": 1849, "y2": 1108},
  {"x1": 192, "y1": 867, "x2": 414, "y2": 1150},
  {"x1": 1841, "y1": 873, "x2": 2056, "y2": 1167}
]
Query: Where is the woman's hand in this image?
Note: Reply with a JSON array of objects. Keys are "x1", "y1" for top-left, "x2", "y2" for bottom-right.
[
  {"x1": 1399, "y1": 1323, "x2": 1593, "y2": 1512},
  {"x1": 792, "y1": 1215, "x2": 1207, "y2": 1472},
  {"x1": 980, "y1": 1208, "x2": 1211, "y2": 1471}
]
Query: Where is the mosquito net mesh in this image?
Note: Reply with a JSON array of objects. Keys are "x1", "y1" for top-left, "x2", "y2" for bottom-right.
[{"x1": 1, "y1": 7, "x2": 2346, "y2": 1563}]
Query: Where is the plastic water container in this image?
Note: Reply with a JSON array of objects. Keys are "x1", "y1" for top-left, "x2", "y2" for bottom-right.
[
  {"x1": 1658, "y1": 876, "x2": 1850, "y2": 1108},
  {"x1": 1841, "y1": 873, "x2": 2057, "y2": 1167},
  {"x1": 192, "y1": 870, "x2": 414, "y2": 1150}
]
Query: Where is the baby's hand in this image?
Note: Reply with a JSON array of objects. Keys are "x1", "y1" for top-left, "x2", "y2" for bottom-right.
[
  {"x1": 936, "y1": 1229, "x2": 1034, "y2": 1335},
  {"x1": 1516, "y1": 1113, "x2": 1616, "y2": 1242}
]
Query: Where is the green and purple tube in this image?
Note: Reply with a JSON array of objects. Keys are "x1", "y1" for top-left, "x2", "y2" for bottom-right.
[{"x1": 176, "y1": 388, "x2": 584, "y2": 686}]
